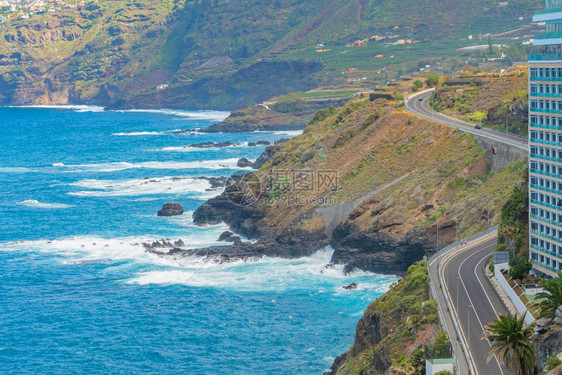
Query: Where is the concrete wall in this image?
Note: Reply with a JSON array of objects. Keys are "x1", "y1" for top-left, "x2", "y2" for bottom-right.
[
  {"x1": 494, "y1": 266, "x2": 535, "y2": 324},
  {"x1": 426, "y1": 360, "x2": 455, "y2": 375},
  {"x1": 473, "y1": 135, "x2": 528, "y2": 172}
]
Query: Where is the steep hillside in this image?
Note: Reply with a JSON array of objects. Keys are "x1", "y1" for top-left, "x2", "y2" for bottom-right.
[
  {"x1": 327, "y1": 261, "x2": 441, "y2": 375},
  {"x1": 432, "y1": 67, "x2": 529, "y2": 136},
  {"x1": 193, "y1": 87, "x2": 528, "y2": 274},
  {"x1": 0, "y1": 0, "x2": 542, "y2": 108}
]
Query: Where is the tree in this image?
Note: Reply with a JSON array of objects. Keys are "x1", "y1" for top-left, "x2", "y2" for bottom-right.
[
  {"x1": 426, "y1": 73, "x2": 439, "y2": 87},
  {"x1": 535, "y1": 277, "x2": 562, "y2": 319},
  {"x1": 413, "y1": 79, "x2": 423, "y2": 91},
  {"x1": 509, "y1": 257, "x2": 532, "y2": 281},
  {"x1": 389, "y1": 355, "x2": 415, "y2": 375},
  {"x1": 483, "y1": 314, "x2": 536, "y2": 375}
]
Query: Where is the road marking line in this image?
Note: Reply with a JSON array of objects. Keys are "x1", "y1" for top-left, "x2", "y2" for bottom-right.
[
  {"x1": 474, "y1": 251, "x2": 501, "y2": 317},
  {"x1": 439, "y1": 235, "x2": 497, "y2": 375},
  {"x1": 457, "y1": 243, "x2": 503, "y2": 373}
]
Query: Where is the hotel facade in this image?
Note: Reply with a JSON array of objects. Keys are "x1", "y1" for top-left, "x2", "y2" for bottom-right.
[{"x1": 529, "y1": 0, "x2": 562, "y2": 276}]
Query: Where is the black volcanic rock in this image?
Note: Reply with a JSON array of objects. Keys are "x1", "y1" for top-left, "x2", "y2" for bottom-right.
[
  {"x1": 237, "y1": 158, "x2": 254, "y2": 168},
  {"x1": 157, "y1": 203, "x2": 184, "y2": 217},
  {"x1": 330, "y1": 222, "x2": 432, "y2": 275},
  {"x1": 218, "y1": 231, "x2": 235, "y2": 241},
  {"x1": 251, "y1": 143, "x2": 286, "y2": 169}
]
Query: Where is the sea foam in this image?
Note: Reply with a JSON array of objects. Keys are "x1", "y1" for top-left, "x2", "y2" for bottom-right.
[
  {"x1": 117, "y1": 109, "x2": 230, "y2": 121},
  {"x1": 12, "y1": 105, "x2": 105, "y2": 112},
  {"x1": 17, "y1": 200, "x2": 73, "y2": 209},
  {"x1": 128, "y1": 248, "x2": 400, "y2": 293},
  {"x1": 52, "y1": 159, "x2": 251, "y2": 173},
  {"x1": 68, "y1": 176, "x2": 218, "y2": 197}
]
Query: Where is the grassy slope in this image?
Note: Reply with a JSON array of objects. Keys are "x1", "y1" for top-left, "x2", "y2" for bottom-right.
[
  {"x1": 432, "y1": 67, "x2": 529, "y2": 136},
  {"x1": 0, "y1": 0, "x2": 542, "y2": 107}
]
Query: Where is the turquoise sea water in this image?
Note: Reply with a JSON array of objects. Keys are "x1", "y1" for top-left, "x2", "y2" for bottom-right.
[{"x1": 0, "y1": 106, "x2": 398, "y2": 374}]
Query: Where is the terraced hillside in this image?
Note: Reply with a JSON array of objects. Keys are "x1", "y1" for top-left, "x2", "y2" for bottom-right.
[
  {"x1": 0, "y1": 0, "x2": 542, "y2": 108},
  {"x1": 432, "y1": 67, "x2": 529, "y2": 136}
]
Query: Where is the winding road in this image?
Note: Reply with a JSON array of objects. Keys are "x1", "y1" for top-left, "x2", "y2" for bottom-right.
[
  {"x1": 406, "y1": 89, "x2": 528, "y2": 374},
  {"x1": 406, "y1": 89, "x2": 528, "y2": 151}
]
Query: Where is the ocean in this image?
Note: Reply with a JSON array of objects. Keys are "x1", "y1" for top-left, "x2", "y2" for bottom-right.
[{"x1": 0, "y1": 106, "x2": 398, "y2": 374}]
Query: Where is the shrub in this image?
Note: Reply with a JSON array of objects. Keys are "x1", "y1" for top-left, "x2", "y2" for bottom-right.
[
  {"x1": 426, "y1": 73, "x2": 440, "y2": 87},
  {"x1": 545, "y1": 353, "x2": 562, "y2": 371},
  {"x1": 413, "y1": 79, "x2": 424, "y2": 91},
  {"x1": 508, "y1": 257, "x2": 532, "y2": 281}
]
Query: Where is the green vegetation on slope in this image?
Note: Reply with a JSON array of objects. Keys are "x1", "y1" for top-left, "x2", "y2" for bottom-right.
[
  {"x1": 330, "y1": 261, "x2": 440, "y2": 374},
  {"x1": 0, "y1": 0, "x2": 542, "y2": 108},
  {"x1": 432, "y1": 67, "x2": 529, "y2": 136}
]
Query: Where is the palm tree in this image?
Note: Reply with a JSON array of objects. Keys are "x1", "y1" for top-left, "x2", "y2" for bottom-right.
[
  {"x1": 389, "y1": 355, "x2": 415, "y2": 375},
  {"x1": 535, "y1": 277, "x2": 562, "y2": 319},
  {"x1": 483, "y1": 314, "x2": 535, "y2": 375}
]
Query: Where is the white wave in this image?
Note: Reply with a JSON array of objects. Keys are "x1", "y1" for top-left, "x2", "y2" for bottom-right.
[
  {"x1": 0, "y1": 167, "x2": 35, "y2": 173},
  {"x1": 17, "y1": 200, "x2": 72, "y2": 209},
  {"x1": 12, "y1": 104, "x2": 105, "y2": 112},
  {"x1": 52, "y1": 159, "x2": 251, "y2": 173},
  {"x1": 118, "y1": 109, "x2": 230, "y2": 121},
  {"x1": 113, "y1": 131, "x2": 168, "y2": 136},
  {"x1": 273, "y1": 130, "x2": 304, "y2": 137},
  {"x1": 1, "y1": 235, "x2": 398, "y2": 294},
  {"x1": 69, "y1": 176, "x2": 220, "y2": 197},
  {"x1": 128, "y1": 247, "x2": 400, "y2": 292},
  {"x1": 112, "y1": 129, "x2": 203, "y2": 136},
  {"x1": 156, "y1": 142, "x2": 250, "y2": 152},
  {"x1": 0, "y1": 222, "x2": 229, "y2": 263},
  {"x1": 251, "y1": 130, "x2": 303, "y2": 137}
]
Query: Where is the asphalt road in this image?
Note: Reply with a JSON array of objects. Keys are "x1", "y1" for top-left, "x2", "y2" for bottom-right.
[
  {"x1": 441, "y1": 235, "x2": 509, "y2": 375},
  {"x1": 409, "y1": 89, "x2": 524, "y2": 374},
  {"x1": 406, "y1": 89, "x2": 528, "y2": 151}
]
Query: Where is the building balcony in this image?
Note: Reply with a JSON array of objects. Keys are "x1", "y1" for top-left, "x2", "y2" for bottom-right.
[
  {"x1": 530, "y1": 92, "x2": 562, "y2": 98},
  {"x1": 530, "y1": 197, "x2": 562, "y2": 211},
  {"x1": 530, "y1": 153, "x2": 562, "y2": 164},
  {"x1": 531, "y1": 243, "x2": 562, "y2": 259},
  {"x1": 530, "y1": 213, "x2": 562, "y2": 228},
  {"x1": 535, "y1": 31, "x2": 562, "y2": 40},
  {"x1": 531, "y1": 259, "x2": 562, "y2": 275},
  {"x1": 530, "y1": 122, "x2": 562, "y2": 131},
  {"x1": 530, "y1": 182, "x2": 562, "y2": 196},
  {"x1": 530, "y1": 228, "x2": 562, "y2": 244},
  {"x1": 533, "y1": 8, "x2": 562, "y2": 22},
  {"x1": 529, "y1": 137, "x2": 562, "y2": 146},
  {"x1": 529, "y1": 108, "x2": 562, "y2": 116},
  {"x1": 529, "y1": 54, "x2": 562, "y2": 62},
  {"x1": 529, "y1": 75, "x2": 562, "y2": 81}
]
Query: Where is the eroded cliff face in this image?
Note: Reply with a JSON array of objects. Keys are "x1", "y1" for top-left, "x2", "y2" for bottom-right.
[
  {"x1": 330, "y1": 223, "x2": 430, "y2": 275},
  {"x1": 533, "y1": 319, "x2": 562, "y2": 373},
  {"x1": 193, "y1": 92, "x2": 527, "y2": 274},
  {"x1": 326, "y1": 261, "x2": 441, "y2": 374}
]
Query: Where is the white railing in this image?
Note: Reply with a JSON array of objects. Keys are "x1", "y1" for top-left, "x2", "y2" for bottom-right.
[{"x1": 494, "y1": 267, "x2": 536, "y2": 325}]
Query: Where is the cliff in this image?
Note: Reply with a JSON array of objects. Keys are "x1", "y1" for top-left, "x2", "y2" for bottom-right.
[
  {"x1": 203, "y1": 96, "x2": 350, "y2": 133},
  {"x1": 193, "y1": 87, "x2": 527, "y2": 274},
  {"x1": 326, "y1": 261, "x2": 441, "y2": 374}
]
